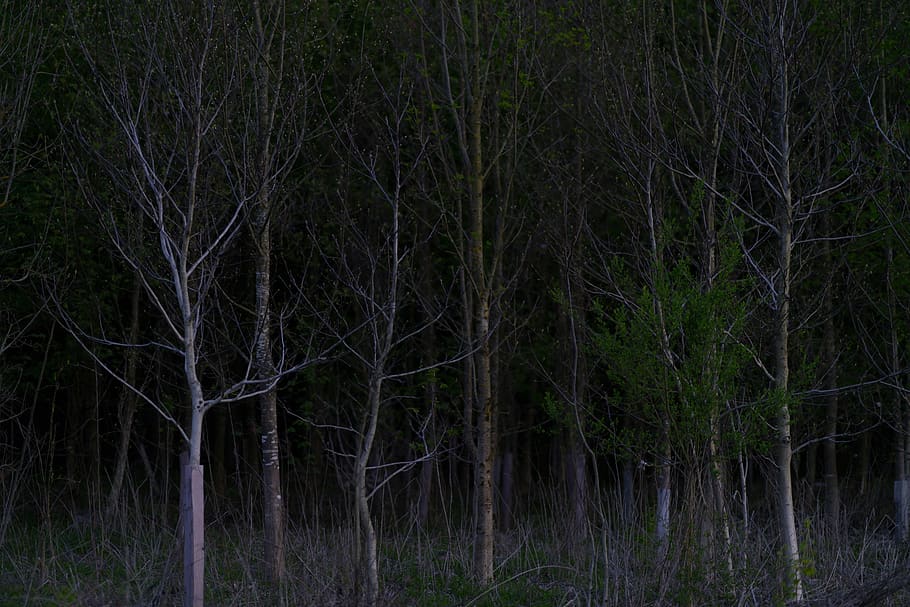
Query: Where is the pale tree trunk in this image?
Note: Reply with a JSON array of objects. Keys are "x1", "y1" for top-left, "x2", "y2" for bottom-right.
[
  {"x1": 769, "y1": 3, "x2": 802, "y2": 598},
  {"x1": 178, "y1": 73, "x2": 211, "y2": 606},
  {"x1": 346, "y1": 117, "x2": 404, "y2": 604},
  {"x1": 356, "y1": 376, "x2": 382, "y2": 607},
  {"x1": 639, "y1": 10, "x2": 680, "y2": 553},
  {"x1": 737, "y1": 449, "x2": 749, "y2": 536},
  {"x1": 772, "y1": 242, "x2": 800, "y2": 601},
  {"x1": 353, "y1": 215, "x2": 401, "y2": 606},
  {"x1": 771, "y1": 146, "x2": 802, "y2": 600},
  {"x1": 106, "y1": 275, "x2": 142, "y2": 520},
  {"x1": 645, "y1": 164, "x2": 675, "y2": 555},
  {"x1": 182, "y1": 287, "x2": 207, "y2": 607}
]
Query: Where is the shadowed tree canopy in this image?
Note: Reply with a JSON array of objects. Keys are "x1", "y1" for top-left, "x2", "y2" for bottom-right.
[{"x1": 2, "y1": 1, "x2": 910, "y2": 605}]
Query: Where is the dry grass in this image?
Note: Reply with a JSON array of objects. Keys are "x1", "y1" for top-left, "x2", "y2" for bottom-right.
[{"x1": 2, "y1": 482, "x2": 910, "y2": 607}]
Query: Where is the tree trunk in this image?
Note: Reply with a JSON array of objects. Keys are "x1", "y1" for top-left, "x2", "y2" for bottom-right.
[
  {"x1": 460, "y1": 268, "x2": 475, "y2": 503},
  {"x1": 709, "y1": 433, "x2": 733, "y2": 574},
  {"x1": 567, "y1": 430, "x2": 586, "y2": 538},
  {"x1": 418, "y1": 370, "x2": 436, "y2": 528},
  {"x1": 253, "y1": 195, "x2": 284, "y2": 583},
  {"x1": 472, "y1": 303, "x2": 494, "y2": 583},
  {"x1": 772, "y1": 176, "x2": 801, "y2": 604},
  {"x1": 249, "y1": 0, "x2": 285, "y2": 583},
  {"x1": 770, "y1": 7, "x2": 802, "y2": 598},
  {"x1": 466, "y1": 0, "x2": 494, "y2": 584},
  {"x1": 887, "y1": 245, "x2": 908, "y2": 541},
  {"x1": 65, "y1": 374, "x2": 83, "y2": 486},
  {"x1": 656, "y1": 438, "x2": 671, "y2": 557},
  {"x1": 896, "y1": 426, "x2": 908, "y2": 542},
  {"x1": 356, "y1": 377, "x2": 382, "y2": 607},
  {"x1": 737, "y1": 450, "x2": 749, "y2": 536},
  {"x1": 560, "y1": 243, "x2": 588, "y2": 540},
  {"x1": 184, "y1": 351, "x2": 207, "y2": 607},
  {"x1": 181, "y1": 450, "x2": 204, "y2": 607},
  {"x1": 418, "y1": 446, "x2": 433, "y2": 527},
  {"x1": 822, "y1": 273, "x2": 839, "y2": 531},
  {"x1": 859, "y1": 429, "x2": 870, "y2": 496},
  {"x1": 106, "y1": 275, "x2": 142, "y2": 520}
]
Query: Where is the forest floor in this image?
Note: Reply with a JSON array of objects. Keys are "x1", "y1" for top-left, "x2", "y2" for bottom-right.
[{"x1": 3, "y1": 492, "x2": 910, "y2": 606}]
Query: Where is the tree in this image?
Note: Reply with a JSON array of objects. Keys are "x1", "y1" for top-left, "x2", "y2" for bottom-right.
[
  {"x1": 67, "y1": 2, "x2": 303, "y2": 603},
  {"x1": 226, "y1": 0, "x2": 316, "y2": 582},
  {"x1": 315, "y1": 62, "x2": 451, "y2": 604},
  {"x1": 724, "y1": 0, "x2": 857, "y2": 598},
  {"x1": 413, "y1": 0, "x2": 544, "y2": 582},
  {"x1": 0, "y1": 0, "x2": 47, "y2": 546}
]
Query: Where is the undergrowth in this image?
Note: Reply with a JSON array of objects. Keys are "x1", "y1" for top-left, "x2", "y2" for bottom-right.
[{"x1": 2, "y1": 488, "x2": 910, "y2": 606}]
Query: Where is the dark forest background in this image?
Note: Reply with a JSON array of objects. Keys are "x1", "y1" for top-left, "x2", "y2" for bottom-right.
[{"x1": 2, "y1": 1, "x2": 910, "y2": 605}]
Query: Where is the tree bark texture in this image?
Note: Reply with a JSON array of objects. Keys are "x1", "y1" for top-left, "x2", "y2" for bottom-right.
[
  {"x1": 249, "y1": 0, "x2": 285, "y2": 581},
  {"x1": 466, "y1": 0, "x2": 494, "y2": 584},
  {"x1": 254, "y1": 197, "x2": 284, "y2": 582}
]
